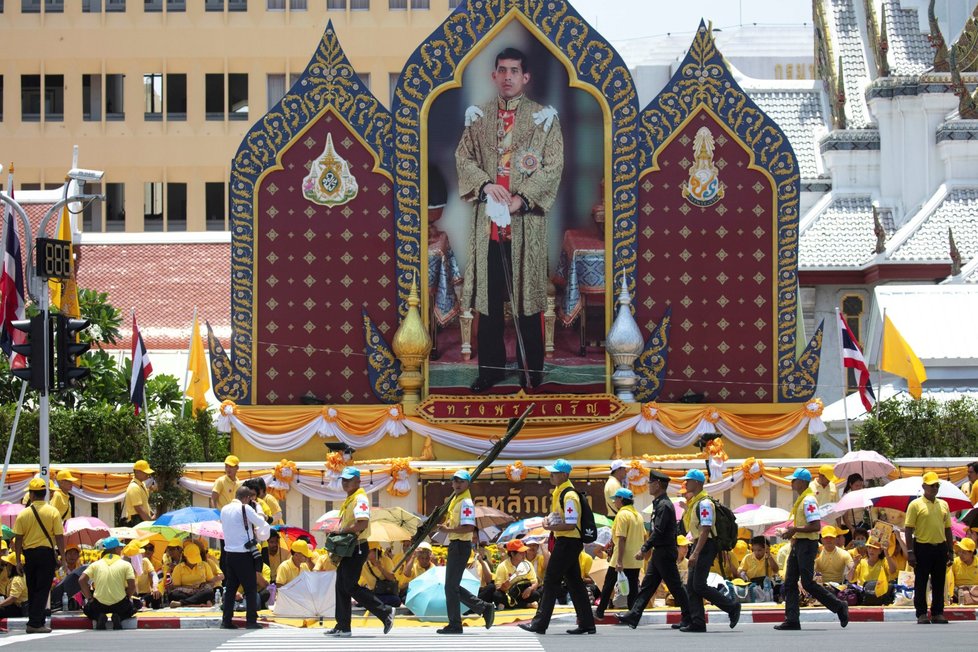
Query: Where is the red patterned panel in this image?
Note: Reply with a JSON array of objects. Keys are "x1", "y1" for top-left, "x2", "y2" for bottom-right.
[
  {"x1": 636, "y1": 110, "x2": 776, "y2": 403},
  {"x1": 255, "y1": 113, "x2": 397, "y2": 404}
]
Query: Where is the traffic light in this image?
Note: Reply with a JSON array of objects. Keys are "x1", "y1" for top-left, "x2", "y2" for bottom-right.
[
  {"x1": 10, "y1": 315, "x2": 52, "y2": 391},
  {"x1": 56, "y1": 315, "x2": 91, "y2": 390}
]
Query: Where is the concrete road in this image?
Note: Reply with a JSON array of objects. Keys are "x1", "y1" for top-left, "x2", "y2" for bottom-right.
[{"x1": 0, "y1": 622, "x2": 966, "y2": 651}]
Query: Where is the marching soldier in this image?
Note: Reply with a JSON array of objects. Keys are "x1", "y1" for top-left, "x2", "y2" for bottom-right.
[{"x1": 436, "y1": 470, "x2": 494, "y2": 634}]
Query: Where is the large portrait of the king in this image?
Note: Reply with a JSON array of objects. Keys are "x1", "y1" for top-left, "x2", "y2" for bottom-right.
[{"x1": 425, "y1": 21, "x2": 607, "y2": 396}]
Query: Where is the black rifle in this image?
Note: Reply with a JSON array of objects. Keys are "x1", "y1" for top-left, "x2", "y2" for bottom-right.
[{"x1": 393, "y1": 403, "x2": 535, "y2": 571}]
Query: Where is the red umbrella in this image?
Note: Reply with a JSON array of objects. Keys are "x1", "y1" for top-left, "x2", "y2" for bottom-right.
[
  {"x1": 273, "y1": 525, "x2": 317, "y2": 548},
  {"x1": 870, "y1": 477, "x2": 973, "y2": 512},
  {"x1": 0, "y1": 504, "x2": 25, "y2": 528}
]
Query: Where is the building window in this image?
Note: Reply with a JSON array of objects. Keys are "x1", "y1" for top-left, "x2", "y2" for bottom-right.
[
  {"x1": 144, "y1": 73, "x2": 163, "y2": 120},
  {"x1": 268, "y1": 0, "x2": 284, "y2": 8},
  {"x1": 82, "y1": 74, "x2": 102, "y2": 121},
  {"x1": 351, "y1": 0, "x2": 368, "y2": 8},
  {"x1": 327, "y1": 0, "x2": 344, "y2": 8},
  {"x1": 82, "y1": 183, "x2": 103, "y2": 232},
  {"x1": 106, "y1": 74, "x2": 124, "y2": 120},
  {"x1": 355, "y1": 72, "x2": 370, "y2": 91},
  {"x1": 44, "y1": 75, "x2": 64, "y2": 121},
  {"x1": 229, "y1": 0, "x2": 247, "y2": 10},
  {"x1": 145, "y1": 0, "x2": 162, "y2": 11},
  {"x1": 106, "y1": 0, "x2": 127, "y2": 12},
  {"x1": 168, "y1": 0, "x2": 185, "y2": 9},
  {"x1": 841, "y1": 294, "x2": 865, "y2": 393},
  {"x1": 228, "y1": 73, "x2": 249, "y2": 120},
  {"x1": 267, "y1": 74, "x2": 285, "y2": 108},
  {"x1": 166, "y1": 73, "x2": 187, "y2": 120},
  {"x1": 389, "y1": 72, "x2": 399, "y2": 106},
  {"x1": 22, "y1": 1, "x2": 39, "y2": 13},
  {"x1": 82, "y1": 1, "x2": 102, "y2": 13},
  {"x1": 21, "y1": 75, "x2": 41, "y2": 121},
  {"x1": 0, "y1": 76, "x2": 4, "y2": 123},
  {"x1": 105, "y1": 183, "x2": 125, "y2": 232},
  {"x1": 411, "y1": 0, "x2": 429, "y2": 7},
  {"x1": 205, "y1": 0, "x2": 223, "y2": 10},
  {"x1": 205, "y1": 73, "x2": 224, "y2": 120},
  {"x1": 290, "y1": 0, "x2": 306, "y2": 8},
  {"x1": 206, "y1": 182, "x2": 226, "y2": 231},
  {"x1": 45, "y1": 0, "x2": 64, "y2": 10},
  {"x1": 167, "y1": 183, "x2": 187, "y2": 231},
  {"x1": 144, "y1": 182, "x2": 163, "y2": 231},
  {"x1": 449, "y1": 0, "x2": 462, "y2": 7},
  {"x1": 388, "y1": 0, "x2": 405, "y2": 9},
  {"x1": 84, "y1": 74, "x2": 124, "y2": 121}
]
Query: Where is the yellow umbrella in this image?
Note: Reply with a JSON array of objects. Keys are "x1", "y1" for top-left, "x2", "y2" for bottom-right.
[
  {"x1": 588, "y1": 557, "x2": 610, "y2": 588},
  {"x1": 367, "y1": 520, "x2": 413, "y2": 544}
]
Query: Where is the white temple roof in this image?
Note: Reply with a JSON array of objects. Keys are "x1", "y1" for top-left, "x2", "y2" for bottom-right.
[{"x1": 799, "y1": 195, "x2": 877, "y2": 269}]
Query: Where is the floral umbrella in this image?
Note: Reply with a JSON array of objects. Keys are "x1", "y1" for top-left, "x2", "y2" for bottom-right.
[{"x1": 63, "y1": 516, "x2": 111, "y2": 548}]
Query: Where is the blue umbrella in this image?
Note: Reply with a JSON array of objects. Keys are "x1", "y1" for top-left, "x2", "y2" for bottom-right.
[
  {"x1": 153, "y1": 506, "x2": 221, "y2": 527},
  {"x1": 405, "y1": 566, "x2": 481, "y2": 622},
  {"x1": 496, "y1": 516, "x2": 545, "y2": 543}
]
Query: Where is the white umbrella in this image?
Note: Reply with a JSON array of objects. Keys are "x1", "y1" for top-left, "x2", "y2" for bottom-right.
[
  {"x1": 834, "y1": 451, "x2": 895, "y2": 481},
  {"x1": 734, "y1": 505, "x2": 791, "y2": 530},
  {"x1": 273, "y1": 571, "x2": 336, "y2": 617},
  {"x1": 823, "y1": 488, "x2": 876, "y2": 521}
]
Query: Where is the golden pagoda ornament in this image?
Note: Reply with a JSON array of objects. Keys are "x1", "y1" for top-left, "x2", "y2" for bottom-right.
[{"x1": 302, "y1": 132, "x2": 359, "y2": 207}]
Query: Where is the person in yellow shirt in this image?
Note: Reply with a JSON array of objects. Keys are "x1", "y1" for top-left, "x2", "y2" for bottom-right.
[
  {"x1": 168, "y1": 543, "x2": 218, "y2": 607},
  {"x1": 851, "y1": 540, "x2": 896, "y2": 605},
  {"x1": 952, "y1": 537, "x2": 978, "y2": 602},
  {"x1": 595, "y1": 487, "x2": 644, "y2": 618},
  {"x1": 490, "y1": 540, "x2": 539, "y2": 609},
  {"x1": 434, "y1": 469, "x2": 493, "y2": 634},
  {"x1": 122, "y1": 460, "x2": 154, "y2": 527},
  {"x1": 964, "y1": 462, "x2": 978, "y2": 508},
  {"x1": 51, "y1": 544, "x2": 85, "y2": 611},
  {"x1": 359, "y1": 542, "x2": 400, "y2": 607},
  {"x1": 520, "y1": 459, "x2": 596, "y2": 635},
  {"x1": 396, "y1": 541, "x2": 435, "y2": 592},
  {"x1": 126, "y1": 540, "x2": 161, "y2": 609},
  {"x1": 810, "y1": 464, "x2": 839, "y2": 507},
  {"x1": 13, "y1": 476, "x2": 66, "y2": 633},
  {"x1": 162, "y1": 538, "x2": 184, "y2": 593},
  {"x1": 266, "y1": 530, "x2": 289, "y2": 579},
  {"x1": 0, "y1": 553, "x2": 27, "y2": 617},
  {"x1": 79, "y1": 537, "x2": 136, "y2": 630},
  {"x1": 525, "y1": 540, "x2": 548, "y2": 580},
  {"x1": 905, "y1": 472, "x2": 954, "y2": 624},
  {"x1": 815, "y1": 526, "x2": 854, "y2": 585},
  {"x1": 210, "y1": 456, "x2": 240, "y2": 510},
  {"x1": 51, "y1": 470, "x2": 77, "y2": 521},
  {"x1": 604, "y1": 460, "x2": 628, "y2": 518},
  {"x1": 275, "y1": 538, "x2": 312, "y2": 587},
  {"x1": 738, "y1": 536, "x2": 779, "y2": 583}
]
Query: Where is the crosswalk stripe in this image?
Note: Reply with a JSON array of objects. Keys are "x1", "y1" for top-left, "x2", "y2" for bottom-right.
[
  {"x1": 213, "y1": 627, "x2": 545, "y2": 651},
  {"x1": 0, "y1": 629, "x2": 82, "y2": 647}
]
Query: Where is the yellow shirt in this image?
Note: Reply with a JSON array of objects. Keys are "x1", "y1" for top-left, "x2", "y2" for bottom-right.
[
  {"x1": 12, "y1": 500, "x2": 63, "y2": 549},
  {"x1": 552, "y1": 480, "x2": 582, "y2": 539},
  {"x1": 791, "y1": 489, "x2": 820, "y2": 541},
  {"x1": 969, "y1": 481, "x2": 978, "y2": 507},
  {"x1": 267, "y1": 545, "x2": 289, "y2": 579},
  {"x1": 6, "y1": 576, "x2": 26, "y2": 605},
  {"x1": 611, "y1": 505, "x2": 644, "y2": 569},
  {"x1": 358, "y1": 556, "x2": 394, "y2": 591},
  {"x1": 739, "y1": 553, "x2": 773, "y2": 579},
  {"x1": 211, "y1": 475, "x2": 238, "y2": 510},
  {"x1": 51, "y1": 490, "x2": 71, "y2": 521},
  {"x1": 314, "y1": 555, "x2": 336, "y2": 572},
  {"x1": 579, "y1": 551, "x2": 593, "y2": 578},
  {"x1": 530, "y1": 553, "x2": 546, "y2": 579},
  {"x1": 84, "y1": 554, "x2": 135, "y2": 605},
  {"x1": 446, "y1": 489, "x2": 476, "y2": 543},
  {"x1": 853, "y1": 558, "x2": 893, "y2": 586},
  {"x1": 815, "y1": 546, "x2": 853, "y2": 584},
  {"x1": 604, "y1": 476, "x2": 622, "y2": 517},
  {"x1": 494, "y1": 557, "x2": 537, "y2": 586},
  {"x1": 0, "y1": 567, "x2": 10, "y2": 597},
  {"x1": 338, "y1": 488, "x2": 371, "y2": 543},
  {"x1": 171, "y1": 562, "x2": 214, "y2": 588},
  {"x1": 905, "y1": 496, "x2": 951, "y2": 544},
  {"x1": 263, "y1": 493, "x2": 284, "y2": 525},
  {"x1": 953, "y1": 557, "x2": 978, "y2": 587},
  {"x1": 275, "y1": 558, "x2": 309, "y2": 586},
  {"x1": 135, "y1": 557, "x2": 156, "y2": 594},
  {"x1": 124, "y1": 479, "x2": 150, "y2": 519},
  {"x1": 809, "y1": 479, "x2": 838, "y2": 506}
]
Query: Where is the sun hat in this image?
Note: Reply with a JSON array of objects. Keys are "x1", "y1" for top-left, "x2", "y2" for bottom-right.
[
  {"x1": 417, "y1": 541, "x2": 433, "y2": 551},
  {"x1": 818, "y1": 464, "x2": 839, "y2": 482},
  {"x1": 545, "y1": 459, "x2": 573, "y2": 474},
  {"x1": 291, "y1": 539, "x2": 314, "y2": 558},
  {"x1": 340, "y1": 467, "x2": 361, "y2": 480},
  {"x1": 956, "y1": 538, "x2": 976, "y2": 553},
  {"x1": 613, "y1": 488, "x2": 634, "y2": 501},
  {"x1": 453, "y1": 470, "x2": 472, "y2": 482},
  {"x1": 610, "y1": 460, "x2": 626, "y2": 473},
  {"x1": 680, "y1": 469, "x2": 706, "y2": 483},
  {"x1": 821, "y1": 525, "x2": 847, "y2": 538},
  {"x1": 506, "y1": 540, "x2": 530, "y2": 553},
  {"x1": 921, "y1": 471, "x2": 940, "y2": 486},
  {"x1": 27, "y1": 478, "x2": 46, "y2": 491},
  {"x1": 676, "y1": 535, "x2": 691, "y2": 546},
  {"x1": 166, "y1": 538, "x2": 184, "y2": 548},
  {"x1": 224, "y1": 455, "x2": 240, "y2": 467},
  {"x1": 133, "y1": 460, "x2": 154, "y2": 474},
  {"x1": 56, "y1": 470, "x2": 79, "y2": 482},
  {"x1": 787, "y1": 467, "x2": 813, "y2": 482},
  {"x1": 182, "y1": 545, "x2": 202, "y2": 564},
  {"x1": 122, "y1": 541, "x2": 145, "y2": 557}
]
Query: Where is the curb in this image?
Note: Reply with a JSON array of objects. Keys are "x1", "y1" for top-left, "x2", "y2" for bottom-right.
[
  {"x1": 584, "y1": 606, "x2": 978, "y2": 626},
  {"x1": 0, "y1": 615, "x2": 272, "y2": 631}
]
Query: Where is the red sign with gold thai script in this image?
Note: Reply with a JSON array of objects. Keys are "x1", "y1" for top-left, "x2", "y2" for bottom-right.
[
  {"x1": 423, "y1": 479, "x2": 609, "y2": 520},
  {"x1": 418, "y1": 392, "x2": 626, "y2": 424}
]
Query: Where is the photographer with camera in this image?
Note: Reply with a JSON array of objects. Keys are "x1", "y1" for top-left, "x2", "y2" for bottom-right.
[{"x1": 219, "y1": 485, "x2": 270, "y2": 629}]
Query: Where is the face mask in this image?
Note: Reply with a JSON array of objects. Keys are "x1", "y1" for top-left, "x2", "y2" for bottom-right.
[{"x1": 854, "y1": 540, "x2": 867, "y2": 548}]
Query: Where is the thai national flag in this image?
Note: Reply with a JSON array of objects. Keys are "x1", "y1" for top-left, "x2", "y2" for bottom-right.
[
  {"x1": 130, "y1": 314, "x2": 153, "y2": 414},
  {"x1": 839, "y1": 313, "x2": 876, "y2": 411},
  {"x1": 0, "y1": 178, "x2": 27, "y2": 370}
]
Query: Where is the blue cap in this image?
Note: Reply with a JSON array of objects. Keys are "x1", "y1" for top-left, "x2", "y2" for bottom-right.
[
  {"x1": 545, "y1": 458, "x2": 573, "y2": 474},
  {"x1": 453, "y1": 470, "x2": 472, "y2": 482},
  {"x1": 613, "y1": 488, "x2": 634, "y2": 500},
  {"x1": 340, "y1": 467, "x2": 361, "y2": 480},
  {"x1": 787, "y1": 467, "x2": 812, "y2": 482},
  {"x1": 101, "y1": 537, "x2": 122, "y2": 551},
  {"x1": 681, "y1": 469, "x2": 706, "y2": 483}
]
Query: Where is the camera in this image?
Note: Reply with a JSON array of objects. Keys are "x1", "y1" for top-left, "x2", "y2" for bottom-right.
[{"x1": 67, "y1": 168, "x2": 105, "y2": 182}]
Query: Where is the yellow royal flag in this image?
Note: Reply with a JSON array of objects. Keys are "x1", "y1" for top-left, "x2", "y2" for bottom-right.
[
  {"x1": 881, "y1": 315, "x2": 927, "y2": 399},
  {"x1": 185, "y1": 315, "x2": 210, "y2": 415},
  {"x1": 49, "y1": 206, "x2": 81, "y2": 318},
  {"x1": 875, "y1": 565, "x2": 888, "y2": 597}
]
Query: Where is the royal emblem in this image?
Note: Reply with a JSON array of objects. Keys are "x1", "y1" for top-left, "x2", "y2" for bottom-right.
[
  {"x1": 516, "y1": 150, "x2": 541, "y2": 176},
  {"x1": 681, "y1": 126, "x2": 725, "y2": 207},
  {"x1": 302, "y1": 132, "x2": 359, "y2": 207}
]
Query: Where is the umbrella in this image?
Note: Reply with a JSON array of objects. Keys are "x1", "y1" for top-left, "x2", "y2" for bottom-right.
[
  {"x1": 645, "y1": 497, "x2": 686, "y2": 521},
  {"x1": 734, "y1": 504, "x2": 763, "y2": 514},
  {"x1": 405, "y1": 565, "x2": 481, "y2": 621},
  {"x1": 63, "y1": 516, "x2": 111, "y2": 548},
  {"x1": 594, "y1": 514, "x2": 613, "y2": 529},
  {"x1": 173, "y1": 520, "x2": 224, "y2": 540},
  {"x1": 368, "y1": 520, "x2": 413, "y2": 544},
  {"x1": 0, "y1": 503, "x2": 25, "y2": 528},
  {"x1": 429, "y1": 525, "x2": 501, "y2": 545},
  {"x1": 371, "y1": 507, "x2": 423, "y2": 536},
  {"x1": 108, "y1": 527, "x2": 150, "y2": 541},
  {"x1": 962, "y1": 509, "x2": 978, "y2": 529},
  {"x1": 735, "y1": 505, "x2": 791, "y2": 530},
  {"x1": 137, "y1": 520, "x2": 186, "y2": 540},
  {"x1": 588, "y1": 557, "x2": 610, "y2": 588},
  {"x1": 313, "y1": 510, "x2": 341, "y2": 533},
  {"x1": 273, "y1": 570, "x2": 337, "y2": 617},
  {"x1": 472, "y1": 506, "x2": 515, "y2": 530},
  {"x1": 272, "y1": 525, "x2": 317, "y2": 548},
  {"x1": 870, "y1": 476, "x2": 973, "y2": 512},
  {"x1": 497, "y1": 517, "x2": 545, "y2": 542},
  {"x1": 763, "y1": 520, "x2": 792, "y2": 538},
  {"x1": 153, "y1": 506, "x2": 221, "y2": 527},
  {"x1": 823, "y1": 488, "x2": 876, "y2": 521},
  {"x1": 951, "y1": 517, "x2": 968, "y2": 539},
  {"x1": 834, "y1": 451, "x2": 895, "y2": 481}
]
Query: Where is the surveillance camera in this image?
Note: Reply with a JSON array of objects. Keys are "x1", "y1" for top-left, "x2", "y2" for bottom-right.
[{"x1": 68, "y1": 168, "x2": 105, "y2": 182}]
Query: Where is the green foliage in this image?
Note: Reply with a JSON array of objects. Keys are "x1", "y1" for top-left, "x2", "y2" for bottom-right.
[
  {"x1": 76, "y1": 288, "x2": 123, "y2": 348},
  {"x1": 854, "y1": 397, "x2": 978, "y2": 457},
  {"x1": 148, "y1": 417, "x2": 204, "y2": 514}
]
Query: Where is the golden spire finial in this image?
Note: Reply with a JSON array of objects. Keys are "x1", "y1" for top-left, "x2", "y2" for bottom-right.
[{"x1": 392, "y1": 273, "x2": 431, "y2": 412}]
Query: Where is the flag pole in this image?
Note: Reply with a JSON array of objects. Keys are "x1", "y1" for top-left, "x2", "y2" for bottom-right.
[
  {"x1": 877, "y1": 307, "x2": 886, "y2": 414},
  {"x1": 836, "y1": 308, "x2": 852, "y2": 452},
  {"x1": 0, "y1": 381, "x2": 28, "y2": 499},
  {"x1": 132, "y1": 307, "x2": 152, "y2": 445},
  {"x1": 182, "y1": 306, "x2": 198, "y2": 419}
]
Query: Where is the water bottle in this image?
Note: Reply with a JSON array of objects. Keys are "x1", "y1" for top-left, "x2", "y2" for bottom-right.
[
  {"x1": 215, "y1": 587, "x2": 223, "y2": 605},
  {"x1": 62, "y1": 593, "x2": 69, "y2": 612},
  {"x1": 267, "y1": 583, "x2": 277, "y2": 607}
]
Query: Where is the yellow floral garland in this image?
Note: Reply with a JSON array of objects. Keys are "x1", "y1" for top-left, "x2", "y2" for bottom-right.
[
  {"x1": 325, "y1": 452, "x2": 347, "y2": 473},
  {"x1": 741, "y1": 457, "x2": 765, "y2": 499},
  {"x1": 705, "y1": 438, "x2": 728, "y2": 462},
  {"x1": 268, "y1": 459, "x2": 297, "y2": 499},
  {"x1": 505, "y1": 461, "x2": 525, "y2": 482},
  {"x1": 387, "y1": 458, "x2": 414, "y2": 497},
  {"x1": 626, "y1": 459, "x2": 649, "y2": 494}
]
